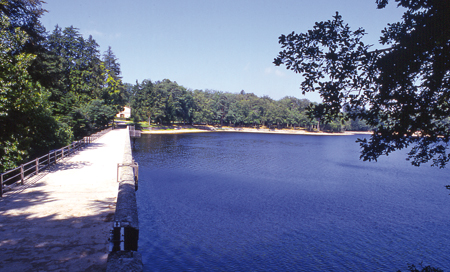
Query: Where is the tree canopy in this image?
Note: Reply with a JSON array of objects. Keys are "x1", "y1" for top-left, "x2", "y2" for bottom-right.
[
  {"x1": 0, "y1": 0, "x2": 126, "y2": 172},
  {"x1": 274, "y1": 0, "x2": 450, "y2": 168},
  {"x1": 0, "y1": 13, "x2": 58, "y2": 171}
]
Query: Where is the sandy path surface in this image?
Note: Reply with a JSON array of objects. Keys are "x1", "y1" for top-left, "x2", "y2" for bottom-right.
[{"x1": 0, "y1": 128, "x2": 127, "y2": 272}]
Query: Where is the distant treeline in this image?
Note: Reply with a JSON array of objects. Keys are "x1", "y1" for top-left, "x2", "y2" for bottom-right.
[
  {"x1": 1, "y1": 1, "x2": 126, "y2": 172},
  {"x1": 129, "y1": 79, "x2": 371, "y2": 132}
]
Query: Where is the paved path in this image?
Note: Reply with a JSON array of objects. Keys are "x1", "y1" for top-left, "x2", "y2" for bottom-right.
[{"x1": 0, "y1": 128, "x2": 127, "y2": 272}]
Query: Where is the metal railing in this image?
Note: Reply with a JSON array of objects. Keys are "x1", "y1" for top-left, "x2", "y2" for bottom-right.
[
  {"x1": 129, "y1": 125, "x2": 141, "y2": 138},
  {"x1": 116, "y1": 161, "x2": 139, "y2": 189},
  {"x1": 0, "y1": 127, "x2": 112, "y2": 197}
]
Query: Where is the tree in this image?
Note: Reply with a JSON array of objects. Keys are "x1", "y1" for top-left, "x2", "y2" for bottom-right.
[
  {"x1": 397, "y1": 262, "x2": 443, "y2": 272},
  {"x1": 259, "y1": 95, "x2": 274, "y2": 128},
  {"x1": 43, "y1": 26, "x2": 103, "y2": 116},
  {"x1": 40, "y1": 26, "x2": 121, "y2": 138},
  {"x1": 100, "y1": 46, "x2": 126, "y2": 113},
  {"x1": 103, "y1": 46, "x2": 121, "y2": 80},
  {"x1": 84, "y1": 99, "x2": 116, "y2": 129},
  {"x1": 0, "y1": 0, "x2": 46, "y2": 52},
  {"x1": 212, "y1": 91, "x2": 231, "y2": 126},
  {"x1": 0, "y1": 14, "x2": 66, "y2": 172},
  {"x1": 130, "y1": 79, "x2": 155, "y2": 126},
  {"x1": 274, "y1": 1, "x2": 450, "y2": 167},
  {"x1": 192, "y1": 89, "x2": 214, "y2": 124}
]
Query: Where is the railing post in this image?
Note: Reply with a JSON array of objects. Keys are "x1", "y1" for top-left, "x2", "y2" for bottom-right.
[
  {"x1": 1, "y1": 174, "x2": 3, "y2": 197},
  {"x1": 20, "y1": 165, "x2": 24, "y2": 185},
  {"x1": 35, "y1": 159, "x2": 39, "y2": 175},
  {"x1": 48, "y1": 153, "x2": 51, "y2": 167}
]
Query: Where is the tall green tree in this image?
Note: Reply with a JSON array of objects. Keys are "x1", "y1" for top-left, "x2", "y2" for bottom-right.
[
  {"x1": 0, "y1": 14, "x2": 64, "y2": 172},
  {"x1": 130, "y1": 79, "x2": 155, "y2": 125},
  {"x1": 192, "y1": 89, "x2": 215, "y2": 124},
  {"x1": 274, "y1": 0, "x2": 450, "y2": 167},
  {"x1": 41, "y1": 26, "x2": 119, "y2": 138},
  {"x1": 100, "y1": 46, "x2": 126, "y2": 112},
  {"x1": 0, "y1": 0, "x2": 46, "y2": 53},
  {"x1": 103, "y1": 46, "x2": 121, "y2": 80},
  {"x1": 212, "y1": 91, "x2": 231, "y2": 126}
]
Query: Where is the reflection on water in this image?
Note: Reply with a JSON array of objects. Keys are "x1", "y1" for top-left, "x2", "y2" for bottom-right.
[{"x1": 134, "y1": 133, "x2": 450, "y2": 271}]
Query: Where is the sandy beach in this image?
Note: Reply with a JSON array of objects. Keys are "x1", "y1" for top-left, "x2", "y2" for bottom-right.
[{"x1": 141, "y1": 126, "x2": 372, "y2": 136}]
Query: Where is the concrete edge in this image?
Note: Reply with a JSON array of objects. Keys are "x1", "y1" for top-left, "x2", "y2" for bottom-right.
[{"x1": 107, "y1": 127, "x2": 143, "y2": 272}]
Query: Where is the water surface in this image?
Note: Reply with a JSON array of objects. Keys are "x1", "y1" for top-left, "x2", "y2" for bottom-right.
[{"x1": 134, "y1": 133, "x2": 450, "y2": 271}]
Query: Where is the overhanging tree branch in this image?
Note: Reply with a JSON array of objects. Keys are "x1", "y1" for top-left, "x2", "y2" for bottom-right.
[{"x1": 274, "y1": 1, "x2": 450, "y2": 168}]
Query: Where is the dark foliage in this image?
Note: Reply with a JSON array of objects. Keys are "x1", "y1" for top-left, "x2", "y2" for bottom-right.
[
  {"x1": 0, "y1": 0, "x2": 125, "y2": 171},
  {"x1": 274, "y1": 0, "x2": 450, "y2": 168},
  {"x1": 397, "y1": 262, "x2": 444, "y2": 272}
]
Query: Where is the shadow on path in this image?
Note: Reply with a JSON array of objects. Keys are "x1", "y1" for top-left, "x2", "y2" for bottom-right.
[
  {"x1": 0, "y1": 180, "x2": 115, "y2": 271},
  {"x1": 0, "y1": 137, "x2": 120, "y2": 271}
]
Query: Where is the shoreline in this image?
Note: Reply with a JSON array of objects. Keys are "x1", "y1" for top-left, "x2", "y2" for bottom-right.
[{"x1": 140, "y1": 127, "x2": 372, "y2": 136}]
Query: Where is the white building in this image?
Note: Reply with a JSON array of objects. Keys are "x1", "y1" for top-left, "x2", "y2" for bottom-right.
[{"x1": 116, "y1": 106, "x2": 131, "y2": 119}]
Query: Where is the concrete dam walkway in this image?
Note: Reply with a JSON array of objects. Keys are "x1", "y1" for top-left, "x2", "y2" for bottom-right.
[{"x1": 0, "y1": 128, "x2": 128, "y2": 271}]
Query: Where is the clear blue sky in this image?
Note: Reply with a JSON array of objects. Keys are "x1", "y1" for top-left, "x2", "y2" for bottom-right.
[{"x1": 41, "y1": 0, "x2": 405, "y2": 102}]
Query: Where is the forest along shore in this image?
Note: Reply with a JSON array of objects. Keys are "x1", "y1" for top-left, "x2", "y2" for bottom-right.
[{"x1": 140, "y1": 125, "x2": 372, "y2": 136}]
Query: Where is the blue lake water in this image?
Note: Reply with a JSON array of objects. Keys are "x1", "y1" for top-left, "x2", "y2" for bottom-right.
[{"x1": 134, "y1": 132, "x2": 450, "y2": 271}]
